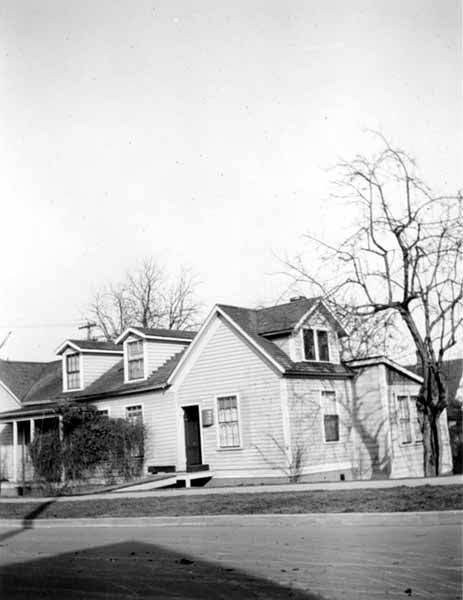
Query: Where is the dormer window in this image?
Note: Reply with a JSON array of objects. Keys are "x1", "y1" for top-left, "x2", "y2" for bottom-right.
[
  {"x1": 66, "y1": 354, "x2": 81, "y2": 390},
  {"x1": 303, "y1": 329, "x2": 330, "y2": 362},
  {"x1": 127, "y1": 340, "x2": 144, "y2": 380}
]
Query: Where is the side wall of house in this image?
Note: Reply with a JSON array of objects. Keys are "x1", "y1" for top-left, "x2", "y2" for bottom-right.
[
  {"x1": 285, "y1": 377, "x2": 355, "y2": 481},
  {"x1": 175, "y1": 315, "x2": 286, "y2": 481},
  {"x1": 350, "y1": 365, "x2": 392, "y2": 479},
  {"x1": 82, "y1": 354, "x2": 122, "y2": 388},
  {"x1": 387, "y1": 372, "x2": 452, "y2": 477},
  {"x1": 0, "y1": 422, "x2": 13, "y2": 480},
  {"x1": 144, "y1": 340, "x2": 188, "y2": 375},
  {"x1": 90, "y1": 389, "x2": 177, "y2": 471},
  {"x1": 0, "y1": 386, "x2": 19, "y2": 481}
]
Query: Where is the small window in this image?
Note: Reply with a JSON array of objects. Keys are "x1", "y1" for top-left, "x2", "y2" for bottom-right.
[
  {"x1": 322, "y1": 390, "x2": 339, "y2": 442},
  {"x1": 303, "y1": 329, "x2": 316, "y2": 360},
  {"x1": 217, "y1": 395, "x2": 240, "y2": 448},
  {"x1": 317, "y1": 330, "x2": 330, "y2": 361},
  {"x1": 127, "y1": 340, "x2": 144, "y2": 380},
  {"x1": 66, "y1": 354, "x2": 80, "y2": 390},
  {"x1": 397, "y1": 396, "x2": 412, "y2": 444},
  {"x1": 96, "y1": 409, "x2": 109, "y2": 417},
  {"x1": 303, "y1": 329, "x2": 330, "y2": 362},
  {"x1": 125, "y1": 405, "x2": 143, "y2": 425}
]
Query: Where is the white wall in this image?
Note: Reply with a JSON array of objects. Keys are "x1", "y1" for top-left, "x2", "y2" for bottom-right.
[{"x1": 175, "y1": 314, "x2": 285, "y2": 479}]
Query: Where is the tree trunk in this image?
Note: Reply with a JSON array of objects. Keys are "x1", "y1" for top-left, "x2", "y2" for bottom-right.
[{"x1": 419, "y1": 364, "x2": 447, "y2": 477}]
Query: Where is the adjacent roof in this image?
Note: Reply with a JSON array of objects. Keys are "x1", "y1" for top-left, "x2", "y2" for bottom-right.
[
  {"x1": 405, "y1": 358, "x2": 463, "y2": 421},
  {"x1": 0, "y1": 359, "x2": 52, "y2": 401},
  {"x1": 56, "y1": 339, "x2": 123, "y2": 354},
  {"x1": 256, "y1": 297, "x2": 320, "y2": 335},
  {"x1": 346, "y1": 356, "x2": 423, "y2": 384},
  {"x1": 116, "y1": 327, "x2": 197, "y2": 344}
]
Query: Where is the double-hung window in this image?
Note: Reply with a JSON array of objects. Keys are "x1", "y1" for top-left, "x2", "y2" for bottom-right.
[
  {"x1": 217, "y1": 395, "x2": 241, "y2": 448},
  {"x1": 66, "y1": 354, "x2": 80, "y2": 390},
  {"x1": 127, "y1": 340, "x2": 144, "y2": 380},
  {"x1": 125, "y1": 404, "x2": 143, "y2": 425},
  {"x1": 322, "y1": 390, "x2": 340, "y2": 442},
  {"x1": 397, "y1": 396, "x2": 412, "y2": 444},
  {"x1": 303, "y1": 329, "x2": 330, "y2": 361},
  {"x1": 397, "y1": 395, "x2": 422, "y2": 444}
]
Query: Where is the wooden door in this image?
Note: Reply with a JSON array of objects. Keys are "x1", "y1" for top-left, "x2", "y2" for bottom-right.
[{"x1": 183, "y1": 406, "x2": 202, "y2": 468}]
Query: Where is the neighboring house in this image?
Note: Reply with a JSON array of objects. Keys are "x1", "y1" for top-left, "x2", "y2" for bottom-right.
[{"x1": 0, "y1": 297, "x2": 453, "y2": 490}]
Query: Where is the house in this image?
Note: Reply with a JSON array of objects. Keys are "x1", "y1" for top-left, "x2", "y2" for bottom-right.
[{"x1": 0, "y1": 297, "x2": 453, "y2": 491}]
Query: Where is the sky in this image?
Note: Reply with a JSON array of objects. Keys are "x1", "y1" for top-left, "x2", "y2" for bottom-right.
[{"x1": 0, "y1": 0, "x2": 461, "y2": 361}]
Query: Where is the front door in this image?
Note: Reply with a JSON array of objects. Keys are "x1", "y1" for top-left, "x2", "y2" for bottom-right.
[{"x1": 183, "y1": 406, "x2": 202, "y2": 469}]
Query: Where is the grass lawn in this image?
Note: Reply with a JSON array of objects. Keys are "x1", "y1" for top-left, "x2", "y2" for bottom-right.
[{"x1": 0, "y1": 484, "x2": 461, "y2": 519}]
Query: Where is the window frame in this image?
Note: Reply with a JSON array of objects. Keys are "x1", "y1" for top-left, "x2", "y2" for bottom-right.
[
  {"x1": 321, "y1": 390, "x2": 340, "y2": 444},
  {"x1": 396, "y1": 394, "x2": 422, "y2": 445},
  {"x1": 65, "y1": 352, "x2": 82, "y2": 391},
  {"x1": 215, "y1": 393, "x2": 243, "y2": 450},
  {"x1": 95, "y1": 406, "x2": 111, "y2": 417},
  {"x1": 302, "y1": 328, "x2": 331, "y2": 362},
  {"x1": 124, "y1": 338, "x2": 146, "y2": 382},
  {"x1": 124, "y1": 403, "x2": 144, "y2": 425}
]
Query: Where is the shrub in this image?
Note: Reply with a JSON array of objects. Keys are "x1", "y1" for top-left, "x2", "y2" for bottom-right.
[
  {"x1": 30, "y1": 403, "x2": 146, "y2": 484},
  {"x1": 29, "y1": 430, "x2": 63, "y2": 483}
]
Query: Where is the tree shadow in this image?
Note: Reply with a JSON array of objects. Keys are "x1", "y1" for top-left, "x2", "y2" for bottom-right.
[
  {"x1": 0, "y1": 498, "x2": 58, "y2": 543},
  {"x1": 0, "y1": 539, "x2": 327, "y2": 599}
]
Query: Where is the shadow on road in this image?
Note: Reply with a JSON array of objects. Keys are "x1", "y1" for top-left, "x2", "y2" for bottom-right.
[
  {"x1": 0, "y1": 539, "x2": 327, "y2": 599},
  {"x1": 0, "y1": 499, "x2": 57, "y2": 544}
]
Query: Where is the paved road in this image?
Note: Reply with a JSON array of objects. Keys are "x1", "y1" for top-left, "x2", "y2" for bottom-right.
[{"x1": 0, "y1": 514, "x2": 461, "y2": 599}]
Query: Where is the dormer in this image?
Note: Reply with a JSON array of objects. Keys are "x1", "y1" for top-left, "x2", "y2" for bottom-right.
[
  {"x1": 257, "y1": 297, "x2": 347, "y2": 364},
  {"x1": 115, "y1": 327, "x2": 196, "y2": 383},
  {"x1": 56, "y1": 340, "x2": 123, "y2": 392}
]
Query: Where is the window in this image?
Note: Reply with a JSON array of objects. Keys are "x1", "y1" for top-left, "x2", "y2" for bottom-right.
[
  {"x1": 66, "y1": 354, "x2": 80, "y2": 390},
  {"x1": 322, "y1": 390, "x2": 339, "y2": 442},
  {"x1": 96, "y1": 409, "x2": 109, "y2": 417},
  {"x1": 397, "y1": 396, "x2": 412, "y2": 444},
  {"x1": 127, "y1": 340, "x2": 144, "y2": 380},
  {"x1": 125, "y1": 405, "x2": 143, "y2": 425},
  {"x1": 217, "y1": 395, "x2": 241, "y2": 448},
  {"x1": 303, "y1": 329, "x2": 330, "y2": 362}
]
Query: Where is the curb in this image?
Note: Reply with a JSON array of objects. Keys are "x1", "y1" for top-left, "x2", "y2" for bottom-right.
[{"x1": 0, "y1": 510, "x2": 461, "y2": 529}]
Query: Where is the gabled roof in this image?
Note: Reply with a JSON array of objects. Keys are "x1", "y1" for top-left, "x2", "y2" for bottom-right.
[
  {"x1": 170, "y1": 303, "x2": 354, "y2": 381},
  {"x1": 256, "y1": 297, "x2": 320, "y2": 335},
  {"x1": 346, "y1": 356, "x2": 423, "y2": 384},
  {"x1": 116, "y1": 327, "x2": 197, "y2": 344},
  {"x1": 56, "y1": 339, "x2": 123, "y2": 355},
  {"x1": 0, "y1": 359, "x2": 52, "y2": 402}
]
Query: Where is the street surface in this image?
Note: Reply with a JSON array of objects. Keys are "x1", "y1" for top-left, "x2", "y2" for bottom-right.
[{"x1": 0, "y1": 514, "x2": 461, "y2": 599}]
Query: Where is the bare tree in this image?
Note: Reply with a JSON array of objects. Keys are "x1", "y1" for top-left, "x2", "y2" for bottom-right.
[
  {"x1": 285, "y1": 136, "x2": 462, "y2": 476},
  {"x1": 86, "y1": 259, "x2": 202, "y2": 340}
]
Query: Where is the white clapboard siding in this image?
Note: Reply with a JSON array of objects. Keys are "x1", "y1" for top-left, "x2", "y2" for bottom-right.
[
  {"x1": 145, "y1": 340, "x2": 188, "y2": 375},
  {"x1": 91, "y1": 389, "x2": 177, "y2": 468},
  {"x1": 350, "y1": 364, "x2": 391, "y2": 479},
  {"x1": 0, "y1": 423, "x2": 13, "y2": 479},
  {"x1": 0, "y1": 383, "x2": 20, "y2": 411},
  {"x1": 176, "y1": 315, "x2": 286, "y2": 476},
  {"x1": 286, "y1": 378, "x2": 354, "y2": 472},
  {"x1": 81, "y1": 354, "x2": 122, "y2": 388}
]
